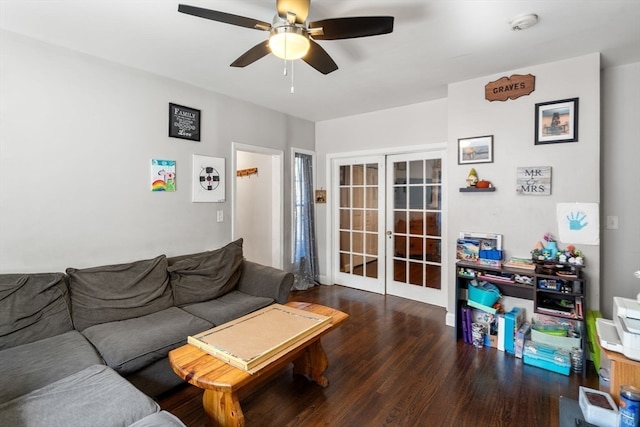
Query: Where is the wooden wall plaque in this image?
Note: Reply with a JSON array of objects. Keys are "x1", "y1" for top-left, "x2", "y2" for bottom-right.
[{"x1": 485, "y1": 74, "x2": 535, "y2": 102}]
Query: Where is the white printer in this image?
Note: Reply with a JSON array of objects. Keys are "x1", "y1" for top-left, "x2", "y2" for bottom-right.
[{"x1": 596, "y1": 296, "x2": 640, "y2": 361}]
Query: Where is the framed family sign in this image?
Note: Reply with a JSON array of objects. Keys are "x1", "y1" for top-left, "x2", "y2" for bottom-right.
[
  {"x1": 169, "y1": 103, "x2": 201, "y2": 141},
  {"x1": 535, "y1": 98, "x2": 578, "y2": 145}
]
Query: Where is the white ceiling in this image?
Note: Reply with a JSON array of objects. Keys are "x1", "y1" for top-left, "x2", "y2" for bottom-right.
[{"x1": 1, "y1": 0, "x2": 639, "y2": 122}]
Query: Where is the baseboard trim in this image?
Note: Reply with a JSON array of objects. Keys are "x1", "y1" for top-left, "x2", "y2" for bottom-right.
[{"x1": 445, "y1": 311, "x2": 456, "y2": 327}]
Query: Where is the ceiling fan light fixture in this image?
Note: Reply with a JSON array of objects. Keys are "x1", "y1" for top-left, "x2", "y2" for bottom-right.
[{"x1": 269, "y1": 26, "x2": 310, "y2": 60}]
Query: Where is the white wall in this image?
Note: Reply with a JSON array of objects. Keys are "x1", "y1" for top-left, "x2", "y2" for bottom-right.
[
  {"x1": 447, "y1": 53, "x2": 601, "y2": 318},
  {"x1": 0, "y1": 30, "x2": 314, "y2": 273},
  {"x1": 317, "y1": 54, "x2": 604, "y2": 323},
  {"x1": 236, "y1": 151, "x2": 274, "y2": 267},
  {"x1": 601, "y1": 62, "x2": 640, "y2": 317},
  {"x1": 315, "y1": 99, "x2": 449, "y2": 283}
]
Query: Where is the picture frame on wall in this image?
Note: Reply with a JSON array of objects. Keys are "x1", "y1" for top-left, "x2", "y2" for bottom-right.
[
  {"x1": 169, "y1": 103, "x2": 201, "y2": 141},
  {"x1": 458, "y1": 135, "x2": 493, "y2": 165},
  {"x1": 192, "y1": 154, "x2": 225, "y2": 203},
  {"x1": 534, "y1": 98, "x2": 579, "y2": 145}
]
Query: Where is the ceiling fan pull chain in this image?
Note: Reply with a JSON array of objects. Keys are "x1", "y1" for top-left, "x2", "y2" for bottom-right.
[{"x1": 290, "y1": 60, "x2": 295, "y2": 94}]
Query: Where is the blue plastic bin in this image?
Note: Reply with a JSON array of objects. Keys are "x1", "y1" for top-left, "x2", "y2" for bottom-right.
[{"x1": 468, "y1": 280, "x2": 501, "y2": 306}]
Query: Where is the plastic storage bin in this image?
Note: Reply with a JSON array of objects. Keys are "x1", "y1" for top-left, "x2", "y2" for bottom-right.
[
  {"x1": 523, "y1": 340, "x2": 571, "y2": 375},
  {"x1": 468, "y1": 280, "x2": 501, "y2": 307}
]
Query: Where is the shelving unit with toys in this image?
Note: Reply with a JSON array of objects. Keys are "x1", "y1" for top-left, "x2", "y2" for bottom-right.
[{"x1": 455, "y1": 237, "x2": 588, "y2": 375}]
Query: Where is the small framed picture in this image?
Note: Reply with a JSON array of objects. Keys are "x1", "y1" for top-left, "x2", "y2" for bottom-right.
[
  {"x1": 169, "y1": 103, "x2": 201, "y2": 141},
  {"x1": 458, "y1": 135, "x2": 493, "y2": 165},
  {"x1": 535, "y1": 98, "x2": 579, "y2": 145},
  {"x1": 315, "y1": 189, "x2": 326, "y2": 204}
]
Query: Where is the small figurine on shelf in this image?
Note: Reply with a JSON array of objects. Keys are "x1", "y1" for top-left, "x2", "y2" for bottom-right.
[{"x1": 466, "y1": 168, "x2": 478, "y2": 187}]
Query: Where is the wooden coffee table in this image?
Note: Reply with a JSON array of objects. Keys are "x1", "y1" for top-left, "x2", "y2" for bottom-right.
[{"x1": 168, "y1": 301, "x2": 348, "y2": 427}]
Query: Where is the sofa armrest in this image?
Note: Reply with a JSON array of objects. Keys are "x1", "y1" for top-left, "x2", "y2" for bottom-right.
[{"x1": 236, "y1": 261, "x2": 293, "y2": 304}]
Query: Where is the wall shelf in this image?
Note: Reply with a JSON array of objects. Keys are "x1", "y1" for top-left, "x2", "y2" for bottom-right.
[{"x1": 459, "y1": 187, "x2": 496, "y2": 192}]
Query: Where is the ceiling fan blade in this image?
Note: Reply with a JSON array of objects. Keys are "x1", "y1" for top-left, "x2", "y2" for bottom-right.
[
  {"x1": 309, "y1": 16, "x2": 394, "y2": 40},
  {"x1": 230, "y1": 40, "x2": 272, "y2": 68},
  {"x1": 276, "y1": 0, "x2": 310, "y2": 24},
  {"x1": 302, "y1": 39, "x2": 338, "y2": 75},
  {"x1": 178, "y1": 4, "x2": 271, "y2": 31}
]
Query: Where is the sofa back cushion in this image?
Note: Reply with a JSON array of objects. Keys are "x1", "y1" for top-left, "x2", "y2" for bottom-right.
[
  {"x1": 168, "y1": 239, "x2": 243, "y2": 306},
  {"x1": 0, "y1": 273, "x2": 73, "y2": 350},
  {"x1": 66, "y1": 255, "x2": 173, "y2": 331}
]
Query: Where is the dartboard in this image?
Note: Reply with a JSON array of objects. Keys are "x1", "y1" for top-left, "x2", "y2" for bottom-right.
[{"x1": 199, "y1": 166, "x2": 220, "y2": 191}]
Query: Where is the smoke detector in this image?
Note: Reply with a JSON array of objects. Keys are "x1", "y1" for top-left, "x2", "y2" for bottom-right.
[{"x1": 509, "y1": 13, "x2": 539, "y2": 31}]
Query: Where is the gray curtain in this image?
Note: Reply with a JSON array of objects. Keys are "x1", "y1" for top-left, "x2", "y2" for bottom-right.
[{"x1": 292, "y1": 152, "x2": 319, "y2": 290}]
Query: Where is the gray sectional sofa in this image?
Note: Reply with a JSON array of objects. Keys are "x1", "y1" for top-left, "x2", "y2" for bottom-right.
[{"x1": 0, "y1": 239, "x2": 294, "y2": 427}]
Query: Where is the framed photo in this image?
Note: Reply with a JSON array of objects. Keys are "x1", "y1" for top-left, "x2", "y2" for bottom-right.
[
  {"x1": 169, "y1": 103, "x2": 201, "y2": 141},
  {"x1": 535, "y1": 98, "x2": 579, "y2": 145},
  {"x1": 458, "y1": 135, "x2": 493, "y2": 165}
]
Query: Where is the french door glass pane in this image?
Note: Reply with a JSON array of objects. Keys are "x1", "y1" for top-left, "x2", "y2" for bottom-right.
[
  {"x1": 338, "y1": 162, "x2": 378, "y2": 279},
  {"x1": 392, "y1": 158, "x2": 442, "y2": 289}
]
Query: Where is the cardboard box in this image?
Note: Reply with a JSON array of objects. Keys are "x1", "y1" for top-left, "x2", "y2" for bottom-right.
[
  {"x1": 505, "y1": 307, "x2": 525, "y2": 354},
  {"x1": 579, "y1": 387, "x2": 619, "y2": 427}
]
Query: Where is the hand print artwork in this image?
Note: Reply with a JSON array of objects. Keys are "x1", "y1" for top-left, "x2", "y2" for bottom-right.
[
  {"x1": 556, "y1": 203, "x2": 599, "y2": 245},
  {"x1": 567, "y1": 211, "x2": 588, "y2": 230}
]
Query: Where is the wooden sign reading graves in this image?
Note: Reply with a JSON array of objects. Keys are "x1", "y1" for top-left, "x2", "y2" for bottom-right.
[{"x1": 485, "y1": 74, "x2": 535, "y2": 102}]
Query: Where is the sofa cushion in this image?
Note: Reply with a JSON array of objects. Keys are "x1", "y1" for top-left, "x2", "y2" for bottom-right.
[
  {"x1": 181, "y1": 290, "x2": 274, "y2": 326},
  {"x1": 0, "y1": 365, "x2": 160, "y2": 427},
  {"x1": 81, "y1": 307, "x2": 212, "y2": 375},
  {"x1": 125, "y1": 358, "x2": 187, "y2": 398},
  {"x1": 168, "y1": 238, "x2": 244, "y2": 306},
  {"x1": 0, "y1": 330, "x2": 104, "y2": 403},
  {"x1": 129, "y1": 411, "x2": 186, "y2": 427},
  {"x1": 0, "y1": 272, "x2": 73, "y2": 350},
  {"x1": 67, "y1": 255, "x2": 173, "y2": 331}
]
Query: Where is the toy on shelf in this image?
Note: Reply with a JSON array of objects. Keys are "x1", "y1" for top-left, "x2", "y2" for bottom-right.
[
  {"x1": 531, "y1": 233, "x2": 585, "y2": 266},
  {"x1": 464, "y1": 167, "x2": 493, "y2": 189},
  {"x1": 466, "y1": 168, "x2": 479, "y2": 187}
]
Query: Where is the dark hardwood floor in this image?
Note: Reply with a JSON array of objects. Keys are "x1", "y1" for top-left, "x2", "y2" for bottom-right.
[{"x1": 159, "y1": 285, "x2": 599, "y2": 426}]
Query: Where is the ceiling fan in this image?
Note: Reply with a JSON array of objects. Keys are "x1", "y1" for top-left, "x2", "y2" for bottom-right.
[{"x1": 178, "y1": 0, "x2": 394, "y2": 74}]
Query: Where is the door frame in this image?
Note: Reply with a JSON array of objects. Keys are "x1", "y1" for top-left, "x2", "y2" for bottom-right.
[
  {"x1": 326, "y1": 143, "x2": 447, "y2": 293},
  {"x1": 232, "y1": 142, "x2": 284, "y2": 269}
]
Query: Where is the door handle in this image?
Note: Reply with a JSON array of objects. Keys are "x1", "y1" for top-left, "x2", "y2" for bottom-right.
[{"x1": 386, "y1": 231, "x2": 393, "y2": 239}]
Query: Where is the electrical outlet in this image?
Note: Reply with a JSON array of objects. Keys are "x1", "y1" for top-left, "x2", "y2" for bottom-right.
[
  {"x1": 606, "y1": 215, "x2": 618, "y2": 229},
  {"x1": 217, "y1": 210, "x2": 223, "y2": 223}
]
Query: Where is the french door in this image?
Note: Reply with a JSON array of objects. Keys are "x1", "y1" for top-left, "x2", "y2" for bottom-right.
[
  {"x1": 385, "y1": 152, "x2": 445, "y2": 306},
  {"x1": 331, "y1": 150, "x2": 446, "y2": 306},
  {"x1": 332, "y1": 157, "x2": 386, "y2": 294}
]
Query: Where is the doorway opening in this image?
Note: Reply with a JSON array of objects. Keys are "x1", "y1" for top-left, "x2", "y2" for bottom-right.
[{"x1": 233, "y1": 143, "x2": 283, "y2": 269}]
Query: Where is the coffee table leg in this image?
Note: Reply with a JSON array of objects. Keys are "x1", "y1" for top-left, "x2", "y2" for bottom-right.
[
  {"x1": 202, "y1": 388, "x2": 244, "y2": 427},
  {"x1": 292, "y1": 339, "x2": 329, "y2": 387}
]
